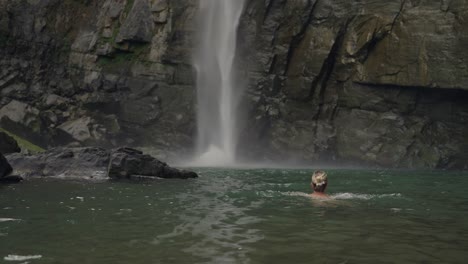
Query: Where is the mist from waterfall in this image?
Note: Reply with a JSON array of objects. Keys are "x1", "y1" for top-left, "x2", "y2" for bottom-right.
[{"x1": 192, "y1": 0, "x2": 245, "y2": 166}]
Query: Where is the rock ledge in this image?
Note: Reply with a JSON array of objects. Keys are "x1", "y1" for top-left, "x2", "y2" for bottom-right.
[{"x1": 6, "y1": 147, "x2": 197, "y2": 181}]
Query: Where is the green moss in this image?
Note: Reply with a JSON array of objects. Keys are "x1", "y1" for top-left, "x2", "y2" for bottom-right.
[
  {"x1": 0, "y1": 128, "x2": 45, "y2": 153},
  {"x1": 111, "y1": 24, "x2": 121, "y2": 43},
  {"x1": 97, "y1": 43, "x2": 149, "y2": 71},
  {"x1": 97, "y1": 51, "x2": 134, "y2": 70},
  {"x1": 95, "y1": 0, "x2": 149, "y2": 72}
]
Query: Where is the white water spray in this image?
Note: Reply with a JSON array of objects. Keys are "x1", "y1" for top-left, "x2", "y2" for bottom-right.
[{"x1": 193, "y1": 0, "x2": 245, "y2": 166}]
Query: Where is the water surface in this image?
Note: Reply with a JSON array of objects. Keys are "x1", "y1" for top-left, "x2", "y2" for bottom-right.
[{"x1": 1, "y1": 169, "x2": 467, "y2": 263}]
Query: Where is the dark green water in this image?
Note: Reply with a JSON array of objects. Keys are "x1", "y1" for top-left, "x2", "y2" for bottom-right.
[{"x1": 1, "y1": 169, "x2": 467, "y2": 264}]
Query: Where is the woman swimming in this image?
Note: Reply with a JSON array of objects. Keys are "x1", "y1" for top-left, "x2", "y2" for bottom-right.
[{"x1": 310, "y1": 170, "x2": 329, "y2": 198}]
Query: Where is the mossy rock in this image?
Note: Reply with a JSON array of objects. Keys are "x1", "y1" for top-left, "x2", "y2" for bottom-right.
[{"x1": 0, "y1": 127, "x2": 45, "y2": 153}]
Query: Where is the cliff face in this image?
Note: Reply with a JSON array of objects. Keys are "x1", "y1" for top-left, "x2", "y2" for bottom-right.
[
  {"x1": 0, "y1": 0, "x2": 198, "y2": 159},
  {"x1": 1, "y1": 0, "x2": 467, "y2": 169},
  {"x1": 238, "y1": 0, "x2": 468, "y2": 169}
]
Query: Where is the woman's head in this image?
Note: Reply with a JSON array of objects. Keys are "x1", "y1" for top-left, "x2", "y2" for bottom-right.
[{"x1": 311, "y1": 170, "x2": 328, "y2": 192}]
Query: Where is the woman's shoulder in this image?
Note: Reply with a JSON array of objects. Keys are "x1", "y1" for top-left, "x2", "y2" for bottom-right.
[{"x1": 310, "y1": 193, "x2": 330, "y2": 199}]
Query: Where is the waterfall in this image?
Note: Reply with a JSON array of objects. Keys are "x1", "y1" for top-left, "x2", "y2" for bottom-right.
[{"x1": 193, "y1": 0, "x2": 245, "y2": 166}]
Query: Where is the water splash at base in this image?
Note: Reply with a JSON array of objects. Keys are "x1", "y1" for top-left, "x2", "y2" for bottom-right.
[{"x1": 186, "y1": 145, "x2": 237, "y2": 167}]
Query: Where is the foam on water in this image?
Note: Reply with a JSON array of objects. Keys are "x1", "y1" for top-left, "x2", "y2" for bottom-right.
[
  {"x1": 281, "y1": 191, "x2": 311, "y2": 198},
  {"x1": 0, "y1": 218, "x2": 21, "y2": 222},
  {"x1": 332, "y1": 192, "x2": 402, "y2": 200},
  {"x1": 256, "y1": 191, "x2": 402, "y2": 200},
  {"x1": 255, "y1": 191, "x2": 311, "y2": 198},
  {"x1": 4, "y1": 255, "x2": 42, "y2": 261}
]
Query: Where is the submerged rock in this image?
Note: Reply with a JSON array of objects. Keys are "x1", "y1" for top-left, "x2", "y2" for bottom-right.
[
  {"x1": 6, "y1": 147, "x2": 197, "y2": 181},
  {"x1": 0, "y1": 174, "x2": 23, "y2": 183}
]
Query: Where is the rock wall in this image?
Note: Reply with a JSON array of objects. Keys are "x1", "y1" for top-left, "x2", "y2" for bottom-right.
[
  {"x1": 0, "y1": 0, "x2": 197, "y2": 160},
  {"x1": 238, "y1": 0, "x2": 468, "y2": 169},
  {"x1": 0, "y1": 0, "x2": 467, "y2": 169}
]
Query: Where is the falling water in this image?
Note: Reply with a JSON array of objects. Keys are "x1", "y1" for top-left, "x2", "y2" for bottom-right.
[{"x1": 193, "y1": 0, "x2": 245, "y2": 166}]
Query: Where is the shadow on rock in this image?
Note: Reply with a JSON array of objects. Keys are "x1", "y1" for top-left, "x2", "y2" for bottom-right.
[{"x1": 1, "y1": 152, "x2": 23, "y2": 183}]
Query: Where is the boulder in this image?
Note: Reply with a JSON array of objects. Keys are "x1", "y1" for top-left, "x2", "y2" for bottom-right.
[
  {"x1": 0, "y1": 100, "x2": 40, "y2": 126},
  {"x1": 108, "y1": 147, "x2": 197, "y2": 179},
  {"x1": 6, "y1": 147, "x2": 197, "y2": 181},
  {"x1": 0, "y1": 100, "x2": 45, "y2": 146},
  {"x1": 0, "y1": 152, "x2": 13, "y2": 178},
  {"x1": 57, "y1": 117, "x2": 92, "y2": 142},
  {"x1": 0, "y1": 131, "x2": 20, "y2": 154},
  {"x1": 6, "y1": 147, "x2": 110, "y2": 180}
]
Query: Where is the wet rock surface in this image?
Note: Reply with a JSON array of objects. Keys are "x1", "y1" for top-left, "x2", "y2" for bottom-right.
[
  {"x1": 236, "y1": 0, "x2": 468, "y2": 170},
  {"x1": 108, "y1": 147, "x2": 198, "y2": 180},
  {"x1": 0, "y1": 0, "x2": 467, "y2": 169},
  {"x1": 0, "y1": 132, "x2": 20, "y2": 154},
  {"x1": 6, "y1": 147, "x2": 197, "y2": 180},
  {"x1": 0, "y1": 152, "x2": 13, "y2": 178}
]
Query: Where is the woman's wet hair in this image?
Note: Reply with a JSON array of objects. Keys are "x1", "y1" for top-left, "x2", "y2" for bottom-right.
[{"x1": 311, "y1": 170, "x2": 328, "y2": 192}]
